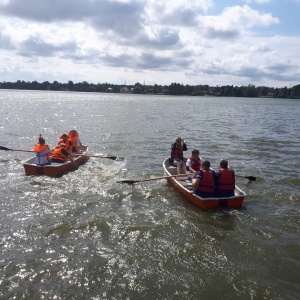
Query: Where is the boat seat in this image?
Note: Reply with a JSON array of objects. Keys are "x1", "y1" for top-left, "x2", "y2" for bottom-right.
[
  {"x1": 167, "y1": 166, "x2": 178, "y2": 176},
  {"x1": 180, "y1": 181, "x2": 192, "y2": 187}
]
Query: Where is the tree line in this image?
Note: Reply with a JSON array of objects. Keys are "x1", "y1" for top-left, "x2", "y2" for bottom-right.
[{"x1": 1, "y1": 80, "x2": 300, "y2": 99}]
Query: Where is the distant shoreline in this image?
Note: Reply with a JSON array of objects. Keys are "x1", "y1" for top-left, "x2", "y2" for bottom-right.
[{"x1": 1, "y1": 80, "x2": 300, "y2": 99}]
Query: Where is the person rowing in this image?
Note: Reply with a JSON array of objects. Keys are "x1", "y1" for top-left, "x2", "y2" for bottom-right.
[{"x1": 51, "y1": 143, "x2": 74, "y2": 163}]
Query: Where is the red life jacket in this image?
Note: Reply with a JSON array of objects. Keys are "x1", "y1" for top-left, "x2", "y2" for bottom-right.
[
  {"x1": 171, "y1": 145, "x2": 183, "y2": 159},
  {"x1": 218, "y1": 168, "x2": 235, "y2": 190},
  {"x1": 188, "y1": 155, "x2": 201, "y2": 171},
  {"x1": 197, "y1": 169, "x2": 215, "y2": 193},
  {"x1": 52, "y1": 145, "x2": 68, "y2": 162}
]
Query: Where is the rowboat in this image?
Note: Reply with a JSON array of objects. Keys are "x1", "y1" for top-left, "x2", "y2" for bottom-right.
[
  {"x1": 23, "y1": 148, "x2": 89, "y2": 177},
  {"x1": 163, "y1": 158, "x2": 246, "y2": 209}
]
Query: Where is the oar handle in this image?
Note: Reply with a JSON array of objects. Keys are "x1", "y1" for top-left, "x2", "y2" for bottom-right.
[
  {"x1": 117, "y1": 174, "x2": 189, "y2": 184},
  {"x1": 72, "y1": 153, "x2": 125, "y2": 160}
]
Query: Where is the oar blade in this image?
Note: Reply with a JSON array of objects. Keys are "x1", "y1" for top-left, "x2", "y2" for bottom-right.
[
  {"x1": 245, "y1": 176, "x2": 256, "y2": 181},
  {"x1": 117, "y1": 180, "x2": 137, "y2": 184},
  {"x1": 107, "y1": 156, "x2": 125, "y2": 161},
  {"x1": 0, "y1": 146, "x2": 11, "y2": 151}
]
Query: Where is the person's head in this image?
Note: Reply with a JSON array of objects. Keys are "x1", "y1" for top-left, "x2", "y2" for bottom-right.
[
  {"x1": 220, "y1": 159, "x2": 228, "y2": 169},
  {"x1": 70, "y1": 130, "x2": 77, "y2": 137},
  {"x1": 62, "y1": 134, "x2": 68, "y2": 141},
  {"x1": 201, "y1": 160, "x2": 210, "y2": 169},
  {"x1": 192, "y1": 149, "x2": 199, "y2": 158},
  {"x1": 175, "y1": 136, "x2": 183, "y2": 145},
  {"x1": 38, "y1": 136, "x2": 45, "y2": 145}
]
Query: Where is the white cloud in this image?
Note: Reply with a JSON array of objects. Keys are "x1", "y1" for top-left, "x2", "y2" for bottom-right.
[
  {"x1": 0, "y1": 0, "x2": 298, "y2": 87},
  {"x1": 201, "y1": 5, "x2": 279, "y2": 39}
]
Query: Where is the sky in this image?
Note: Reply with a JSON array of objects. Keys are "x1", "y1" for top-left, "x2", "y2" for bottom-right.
[{"x1": 0, "y1": 0, "x2": 299, "y2": 88}]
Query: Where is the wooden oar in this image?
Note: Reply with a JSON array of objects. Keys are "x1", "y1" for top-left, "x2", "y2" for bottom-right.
[
  {"x1": 1, "y1": 146, "x2": 124, "y2": 161},
  {"x1": 117, "y1": 174, "x2": 189, "y2": 184},
  {"x1": 0, "y1": 146, "x2": 34, "y2": 153},
  {"x1": 236, "y1": 174, "x2": 256, "y2": 181},
  {"x1": 72, "y1": 153, "x2": 125, "y2": 161}
]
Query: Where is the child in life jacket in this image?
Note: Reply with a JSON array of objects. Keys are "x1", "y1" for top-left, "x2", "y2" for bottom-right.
[
  {"x1": 34, "y1": 134, "x2": 51, "y2": 166},
  {"x1": 170, "y1": 136, "x2": 188, "y2": 174},
  {"x1": 186, "y1": 149, "x2": 203, "y2": 174},
  {"x1": 192, "y1": 160, "x2": 217, "y2": 198}
]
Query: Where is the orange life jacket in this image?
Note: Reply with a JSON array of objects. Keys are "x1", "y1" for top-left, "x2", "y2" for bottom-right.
[
  {"x1": 197, "y1": 169, "x2": 215, "y2": 193},
  {"x1": 68, "y1": 130, "x2": 79, "y2": 148},
  {"x1": 52, "y1": 145, "x2": 68, "y2": 162},
  {"x1": 33, "y1": 144, "x2": 51, "y2": 159},
  {"x1": 59, "y1": 136, "x2": 71, "y2": 151},
  {"x1": 188, "y1": 155, "x2": 201, "y2": 171},
  {"x1": 218, "y1": 168, "x2": 235, "y2": 190}
]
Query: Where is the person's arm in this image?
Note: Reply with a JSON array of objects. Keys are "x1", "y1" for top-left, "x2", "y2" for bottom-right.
[
  {"x1": 186, "y1": 158, "x2": 191, "y2": 168},
  {"x1": 170, "y1": 144, "x2": 175, "y2": 160},
  {"x1": 192, "y1": 171, "x2": 202, "y2": 193},
  {"x1": 183, "y1": 142, "x2": 188, "y2": 151},
  {"x1": 62, "y1": 149, "x2": 73, "y2": 161},
  {"x1": 186, "y1": 159, "x2": 198, "y2": 174}
]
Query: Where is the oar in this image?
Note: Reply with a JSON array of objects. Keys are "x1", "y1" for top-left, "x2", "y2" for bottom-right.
[
  {"x1": 72, "y1": 153, "x2": 125, "y2": 161},
  {"x1": 236, "y1": 174, "x2": 256, "y2": 181},
  {"x1": 117, "y1": 174, "x2": 189, "y2": 184},
  {"x1": 0, "y1": 146, "x2": 34, "y2": 153}
]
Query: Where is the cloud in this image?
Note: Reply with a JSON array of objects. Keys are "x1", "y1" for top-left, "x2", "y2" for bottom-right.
[
  {"x1": 0, "y1": 0, "x2": 298, "y2": 88},
  {"x1": 200, "y1": 5, "x2": 279, "y2": 39},
  {"x1": 18, "y1": 37, "x2": 78, "y2": 57}
]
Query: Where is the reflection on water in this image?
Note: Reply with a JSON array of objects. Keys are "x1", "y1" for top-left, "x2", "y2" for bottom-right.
[{"x1": 0, "y1": 90, "x2": 299, "y2": 299}]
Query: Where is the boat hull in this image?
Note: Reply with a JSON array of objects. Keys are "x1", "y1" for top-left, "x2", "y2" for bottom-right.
[
  {"x1": 23, "y1": 149, "x2": 89, "y2": 177},
  {"x1": 163, "y1": 158, "x2": 246, "y2": 209}
]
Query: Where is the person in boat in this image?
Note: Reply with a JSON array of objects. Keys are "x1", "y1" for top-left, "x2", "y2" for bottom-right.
[
  {"x1": 216, "y1": 159, "x2": 235, "y2": 197},
  {"x1": 58, "y1": 133, "x2": 72, "y2": 154},
  {"x1": 192, "y1": 160, "x2": 217, "y2": 198},
  {"x1": 68, "y1": 130, "x2": 87, "y2": 153},
  {"x1": 170, "y1": 136, "x2": 187, "y2": 174},
  {"x1": 51, "y1": 143, "x2": 74, "y2": 163},
  {"x1": 34, "y1": 134, "x2": 51, "y2": 166},
  {"x1": 186, "y1": 149, "x2": 203, "y2": 174}
]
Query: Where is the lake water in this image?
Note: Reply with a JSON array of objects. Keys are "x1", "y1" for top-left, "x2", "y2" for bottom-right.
[{"x1": 0, "y1": 90, "x2": 299, "y2": 299}]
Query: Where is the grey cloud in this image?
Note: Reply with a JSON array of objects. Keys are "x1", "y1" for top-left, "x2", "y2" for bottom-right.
[
  {"x1": 100, "y1": 51, "x2": 191, "y2": 71},
  {"x1": 1, "y1": 0, "x2": 145, "y2": 36},
  {"x1": 18, "y1": 37, "x2": 78, "y2": 57},
  {"x1": 237, "y1": 66, "x2": 296, "y2": 83},
  {"x1": 103, "y1": 53, "x2": 135, "y2": 68},
  {"x1": 159, "y1": 8, "x2": 200, "y2": 27},
  {"x1": 237, "y1": 67, "x2": 263, "y2": 78},
  {"x1": 135, "y1": 29, "x2": 180, "y2": 48},
  {"x1": 204, "y1": 27, "x2": 240, "y2": 40},
  {"x1": 136, "y1": 53, "x2": 191, "y2": 70},
  {"x1": 0, "y1": 32, "x2": 15, "y2": 50},
  {"x1": 267, "y1": 63, "x2": 292, "y2": 73}
]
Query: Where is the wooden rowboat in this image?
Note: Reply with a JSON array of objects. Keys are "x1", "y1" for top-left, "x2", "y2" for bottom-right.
[
  {"x1": 163, "y1": 158, "x2": 246, "y2": 209},
  {"x1": 23, "y1": 148, "x2": 89, "y2": 177}
]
